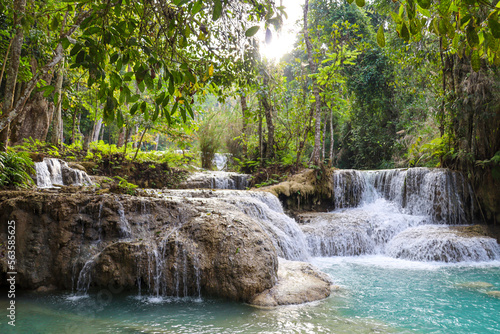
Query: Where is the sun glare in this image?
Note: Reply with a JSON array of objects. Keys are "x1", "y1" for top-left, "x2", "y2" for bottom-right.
[{"x1": 259, "y1": 0, "x2": 303, "y2": 62}]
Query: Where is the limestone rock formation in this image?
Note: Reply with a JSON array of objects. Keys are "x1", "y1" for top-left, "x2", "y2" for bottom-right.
[
  {"x1": 177, "y1": 171, "x2": 250, "y2": 190},
  {"x1": 0, "y1": 190, "x2": 277, "y2": 302},
  {"x1": 248, "y1": 258, "x2": 334, "y2": 307}
]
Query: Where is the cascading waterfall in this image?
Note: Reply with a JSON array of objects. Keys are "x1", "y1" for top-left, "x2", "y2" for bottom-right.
[
  {"x1": 179, "y1": 171, "x2": 249, "y2": 190},
  {"x1": 35, "y1": 158, "x2": 93, "y2": 188},
  {"x1": 302, "y1": 168, "x2": 500, "y2": 262},
  {"x1": 156, "y1": 189, "x2": 310, "y2": 261}
]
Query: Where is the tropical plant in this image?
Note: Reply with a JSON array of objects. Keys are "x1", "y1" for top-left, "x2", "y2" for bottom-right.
[{"x1": 0, "y1": 151, "x2": 35, "y2": 189}]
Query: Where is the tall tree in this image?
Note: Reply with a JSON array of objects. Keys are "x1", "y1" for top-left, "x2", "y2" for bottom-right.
[
  {"x1": 303, "y1": 0, "x2": 322, "y2": 166},
  {"x1": 0, "y1": 0, "x2": 27, "y2": 149}
]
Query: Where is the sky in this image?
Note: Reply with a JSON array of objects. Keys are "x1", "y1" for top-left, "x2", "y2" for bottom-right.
[{"x1": 259, "y1": 0, "x2": 304, "y2": 61}]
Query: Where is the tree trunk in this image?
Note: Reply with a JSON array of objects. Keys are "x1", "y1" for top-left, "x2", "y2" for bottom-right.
[
  {"x1": 71, "y1": 110, "x2": 77, "y2": 145},
  {"x1": 0, "y1": 8, "x2": 93, "y2": 134},
  {"x1": 154, "y1": 133, "x2": 160, "y2": 150},
  {"x1": 322, "y1": 111, "x2": 327, "y2": 161},
  {"x1": 295, "y1": 105, "x2": 315, "y2": 170},
  {"x1": 261, "y1": 70, "x2": 275, "y2": 161},
  {"x1": 258, "y1": 109, "x2": 263, "y2": 166},
  {"x1": 92, "y1": 119, "x2": 103, "y2": 142},
  {"x1": 329, "y1": 107, "x2": 334, "y2": 167},
  {"x1": 133, "y1": 127, "x2": 148, "y2": 161},
  {"x1": 0, "y1": 0, "x2": 27, "y2": 149},
  {"x1": 117, "y1": 127, "x2": 126, "y2": 148},
  {"x1": 51, "y1": 60, "x2": 65, "y2": 147},
  {"x1": 303, "y1": 0, "x2": 322, "y2": 166},
  {"x1": 240, "y1": 92, "x2": 248, "y2": 157}
]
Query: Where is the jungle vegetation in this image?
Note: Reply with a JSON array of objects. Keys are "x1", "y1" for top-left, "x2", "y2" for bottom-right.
[{"x1": 0, "y1": 0, "x2": 499, "y2": 221}]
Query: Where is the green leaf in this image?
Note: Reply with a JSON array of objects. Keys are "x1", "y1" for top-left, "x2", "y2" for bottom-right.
[
  {"x1": 171, "y1": 101, "x2": 179, "y2": 116},
  {"x1": 416, "y1": 0, "x2": 431, "y2": 10},
  {"x1": 152, "y1": 103, "x2": 160, "y2": 122},
  {"x1": 466, "y1": 24, "x2": 480, "y2": 47},
  {"x1": 140, "y1": 101, "x2": 147, "y2": 120},
  {"x1": 390, "y1": 12, "x2": 402, "y2": 24},
  {"x1": 70, "y1": 44, "x2": 82, "y2": 57},
  {"x1": 180, "y1": 106, "x2": 187, "y2": 123},
  {"x1": 83, "y1": 26, "x2": 101, "y2": 35},
  {"x1": 438, "y1": 0, "x2": 451, "y2": 16},
  {"x1": 213, "y1": 0, "x2": 222, "y2": 21},
  {"x1": 51, "y1": 15, "x2": 59, "y2": 31},
  {"x1": 410, "y1": 19, "x2": 419, "y2": 35},
  {"x1": 163, "y1": 107, "x2": 172, "y2": 124},
  {"x1": 185, "y1": 101, "x2": 194, "y2": 119},
  {"x1": 138, "y1": 80, "x2": 145, "y2": 93},
  {"x1": 40, "y1": 85, "x2": 55, "y2": 98},
  {"x1": 438, "y1": 19, "x2": 448, "y2": 36},
  {"x1": 377, "y1": 25, "x2": 385, "y2": 47},
  {"x1": 245, "y1": 26, "x2": 260, "y2": 37},
  {"x1": 471, "y1": 49, "x2": 480, "y2": 72},
  {"x1": 355, "y1": 0, "x2": 365, "y2": 7},
  {"x1": 488, "y1": 17, "x2": 500, "y2": 39},
  {"x1": 130, "y1": 103, "x2": 139, "y2": 115},
  {"x1": 346, "y1": 0, "x2": 354, "y2": 4},
  {"x1": 110, "y1": 53, "x2": 119, "y2": 64},
  {"x1": 192, "y1": 1, "x2": 203, "y2": 14},
  {"x1": 117, "y1": 109, "x2": 124, "y2": 128},
  {"x1": 400, "y1": 22, "x2": 410, "y2": 42},
  {"x1": 76, "y1": 50, "x2": 86, "y2": 64}
]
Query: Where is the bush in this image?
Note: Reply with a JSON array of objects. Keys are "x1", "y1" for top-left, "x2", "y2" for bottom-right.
[{"x1": 0, "y1": 151, "x2": 35, "y2": 189}]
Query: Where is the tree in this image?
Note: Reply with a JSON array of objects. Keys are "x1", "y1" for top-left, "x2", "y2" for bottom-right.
[
  {"x1": 303, "y1": 0, "x2": 322, "y2": 166},
  {"x1": 0, "y1": 0, "x2": 27, "y2": 149},
  {"x1": 0, "y1": 0, "x2": 280, "y2": 147}
]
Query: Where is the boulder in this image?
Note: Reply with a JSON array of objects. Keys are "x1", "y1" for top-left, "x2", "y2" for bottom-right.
[{"x1": 248, "y1": 258, "x2": 334, "y2": 307}]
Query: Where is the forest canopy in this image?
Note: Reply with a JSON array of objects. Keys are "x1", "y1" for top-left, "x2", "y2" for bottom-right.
[{"x1": 0, "y1": 0, "x2": 499, "y2": 196}]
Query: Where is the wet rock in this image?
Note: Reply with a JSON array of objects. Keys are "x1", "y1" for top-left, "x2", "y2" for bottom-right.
[
  {"x1": 0, "y1": 191, "x2": 278, "y2": 302},
  {"x1": 486, "y1": 291, "x2": 500, "y2": 298},
  {"x1": 178, "y1": 171, "x2": 250, "y2": 190},
  {"x1": 455, "y1": 281, "x2": 494, "y2": 289},
  {"x1": 386, "y1": 225, "x2": 500, "y2": 262},
  {"x1": 248, "y1": 258, "x2": 334, "y2": 307}
]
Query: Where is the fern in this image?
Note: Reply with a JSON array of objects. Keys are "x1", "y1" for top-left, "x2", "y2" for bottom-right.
[{"x1": 0, "y1": 151, "x2": 35, "y2": 189}]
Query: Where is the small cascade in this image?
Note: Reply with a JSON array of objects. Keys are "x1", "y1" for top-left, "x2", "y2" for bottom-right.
[
  {"x1": 220, "y1": 193, "x2": 309, "y2": 261},
  {"x1": 302, "y1": 167, "x2": 498, "y2": 263},
  {"x1": 76, "y1": 257, "x2": 96, "y2": 293},
  {"x1": 385, "y1": 225, "x2": 500, "y2": 262},
  {"x1": 35, "y1": 158, "x2": 64, "y2": 187},
  {"x1": 300, "y1": 199, "x2": 429, "y2": 257},
  {"x1": 116, "y1": 200, "x2": 132, "y2": 238},
  {"x1": 157, "y1": 189, "x2": 310, "y2": 261},
  {"x1": 179, "y1": 171, "x2": 249, "y2": 190},
  {"x1": 212, "y1": 153, "x2": 229, "y2": 171},
  {"x1": 35, "y1": 158, "x2": 92, "y2": 188},
  {"x1": 365, "y1": 168, "x2": 474, "y2": 224},
  {"x1": 331, "y1": 170, "x2": 369, "y2": 209}
]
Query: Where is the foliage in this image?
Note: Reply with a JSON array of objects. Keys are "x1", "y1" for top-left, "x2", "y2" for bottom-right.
[
  {"x1": 0, "y1": 151, "x2": 35, "y2": 189},
  {"x1": 369, "y1": 0, "x2": 500, "y2": 71},
  {"x1": 113, "y1": 176, "x2": 138, "y2": 195}
]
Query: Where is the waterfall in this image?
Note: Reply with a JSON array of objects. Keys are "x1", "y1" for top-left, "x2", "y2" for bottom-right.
[
  {"x1": 365, "y1": 168, "x2": 474, "y2": 224},
  {"x1": 179, "y1": 171, "x2": 250, "y2": 190},
  {"x1": 301, "y1": 168, "x2": 499, "y2": 263},
  {"x1": 35, "y1": 158, "x2": 93, "y2": 188},
  {"x1": 155, "y1": 189, "x2": 310, "y2": 261},
  {"x1": 213, "y1": 153, "x2": 229, "y2": 171},
  {"x1": 385, "y1": 225, "x2": 500, "y2": 262}
]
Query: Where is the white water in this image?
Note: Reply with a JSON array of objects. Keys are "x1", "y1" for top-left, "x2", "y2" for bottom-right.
[
  {"x1": 181, "y1": 171, "x2": 250, "y2": 190},
  {"x1": 213, "y1": 153, "x2": 229, "y2": 171},
  {"x1": 35, "y1": 158, "x2": 93, "y2": 188},
  {"x1": 302, "y1": 168, "x2": 500, "y2": 263}
]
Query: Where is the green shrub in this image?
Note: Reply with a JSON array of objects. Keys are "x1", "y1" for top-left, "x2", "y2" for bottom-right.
[{"x1": 0, "y1": 151, "x2": 35, "y2": 189}]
